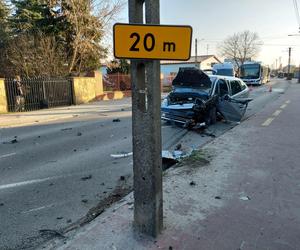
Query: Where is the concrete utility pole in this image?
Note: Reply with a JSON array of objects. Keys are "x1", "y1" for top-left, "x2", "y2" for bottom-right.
[
  {"x1": 128, "y1": 0, "x2": 163, "y2": 237},
  {"x1": 298, "y1": 63, "x2": 300, "y2": 83},
  {"x1": 195, "y1": 38, "x2": 198, "y2": 67},
  {"x1": 288, "y1": 47, "x2": 292, "y2": 80}
]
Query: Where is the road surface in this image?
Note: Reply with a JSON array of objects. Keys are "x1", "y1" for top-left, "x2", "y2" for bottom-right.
[{"x1": 0, "y1": 78, "x2": 290, "y2": 249}]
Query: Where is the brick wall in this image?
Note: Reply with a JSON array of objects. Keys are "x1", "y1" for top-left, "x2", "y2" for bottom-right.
[{"x1": 72, "y1": 71, "x2": 103, "y2": 104}]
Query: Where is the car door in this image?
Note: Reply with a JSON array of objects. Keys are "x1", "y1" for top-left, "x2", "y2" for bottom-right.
[{"x1": 216, "y1": 79, "x2": 250, "y2": 121}]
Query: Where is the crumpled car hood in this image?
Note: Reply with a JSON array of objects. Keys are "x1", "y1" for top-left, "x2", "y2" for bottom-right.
[{"x1": 172, "y1": 67, "x2": 212, "y2": 89}]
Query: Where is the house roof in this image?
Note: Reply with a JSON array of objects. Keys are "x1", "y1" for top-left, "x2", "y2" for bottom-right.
[{"x1": 161, "y1": 55, "x2": 221, "y2": 65}]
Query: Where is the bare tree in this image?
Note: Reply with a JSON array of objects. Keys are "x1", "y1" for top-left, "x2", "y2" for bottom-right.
[
  {"x1": 51, "y1": 0, "x2": 125, "y2": 75},
  {"x1": 219, "y1": 30, "x2": 262, "y2": 67},
  {"x1": 5, "y1": 32, "x2": 68, "y2": 77}
]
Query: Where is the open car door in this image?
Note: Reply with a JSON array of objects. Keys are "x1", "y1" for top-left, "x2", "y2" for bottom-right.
[
  {"x1": 215, "y1": 79, "x2": 252, "y2": 122},
  {"x1": 217, "y1": 96, "x2": 252, "y2": 122}
]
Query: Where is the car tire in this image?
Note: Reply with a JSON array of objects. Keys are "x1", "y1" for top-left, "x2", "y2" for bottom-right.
[
  {"x1": 210, "y1": 107, "x2": 217, "y2": 124},
  {"x1": 205, "y1": 107, "x2": 217, "y2": 126}
]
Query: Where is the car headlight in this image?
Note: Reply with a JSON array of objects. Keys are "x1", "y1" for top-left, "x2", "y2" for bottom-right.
[{"x1": 161, "y1": 98, "x2": 168, "y2": 107}]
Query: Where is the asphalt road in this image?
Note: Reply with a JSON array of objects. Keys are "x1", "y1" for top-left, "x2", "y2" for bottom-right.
[{"x1": 0, "y1": 78, "x2": 290, "y2": 250}]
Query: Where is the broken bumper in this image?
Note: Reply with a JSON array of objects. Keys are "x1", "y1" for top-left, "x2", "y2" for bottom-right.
[{"x1": 161, "y1": 102, "x2": 202, "y2": 124}]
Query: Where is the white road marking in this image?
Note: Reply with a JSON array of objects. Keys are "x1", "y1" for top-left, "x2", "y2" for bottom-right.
[
  {"x1": 21, "y1": 204, "x2": 55, "y2": 214},
  {"x1": 0, "y1": 153, "x2": 16, "y2": 159},
  {"x1": 262, "y1": 117, "x2": 275, "y2": 127},
  {"x1": 272, "y1": 110, "x2": 282, "y2": 117},
  {"x1": 0, "y1": 176, "x2": 57, "y2": 190},
  {"x1": 280, "y1": 104, "x2": 287, "y2": 109},
  {"x1": 286, "y1": 100, "x2": 291, "y2": 104}
]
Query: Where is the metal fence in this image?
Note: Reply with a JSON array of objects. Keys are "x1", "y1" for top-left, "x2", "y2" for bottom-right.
[
  {"x1": 102, "y1": 73, "x2": 175, "y2": 93},
  {"x1": 4, "y1": 77, "x2": 73, "y2": 112}
]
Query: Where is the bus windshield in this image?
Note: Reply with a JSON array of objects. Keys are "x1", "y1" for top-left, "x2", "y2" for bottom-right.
[
  {"x1": 216, "y1": 68, "x2": 234, "y2": 76},
  {"x1": 240, "y1": 64, "x2": 261, "y2": 79}
]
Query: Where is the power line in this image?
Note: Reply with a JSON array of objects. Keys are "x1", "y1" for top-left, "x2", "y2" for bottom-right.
[{"x1": 293, "y1": 0, "x2": 300, "y2": 29}]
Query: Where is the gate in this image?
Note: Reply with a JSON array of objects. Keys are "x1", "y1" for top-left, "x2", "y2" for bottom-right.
[{"x1": 4, "y1": 77, "x2": 73, "y2": 112}]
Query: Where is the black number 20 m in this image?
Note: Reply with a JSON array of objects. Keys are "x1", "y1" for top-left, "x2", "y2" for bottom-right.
[{"x1": 130, "y1": 32, "x2": 155, "y2": 52}]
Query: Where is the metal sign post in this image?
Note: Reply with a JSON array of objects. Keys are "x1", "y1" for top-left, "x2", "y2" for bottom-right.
[{"x1": 129, "y1": 0, "x2": 163, "y2": 237}]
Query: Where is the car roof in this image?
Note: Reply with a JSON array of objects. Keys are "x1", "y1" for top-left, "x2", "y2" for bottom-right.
[{"x1": 208, "y1": 75, "x2": 242, "y2": 81}]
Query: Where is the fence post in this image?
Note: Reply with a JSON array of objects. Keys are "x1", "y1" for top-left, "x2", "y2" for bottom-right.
[{"x1": 0, "y1": 79, "x2": 8, "y2": 113}]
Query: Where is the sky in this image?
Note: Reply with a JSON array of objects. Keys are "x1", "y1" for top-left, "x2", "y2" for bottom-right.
[{"x1": 109, "y1": 0, "x2": 300, "y2": 68}]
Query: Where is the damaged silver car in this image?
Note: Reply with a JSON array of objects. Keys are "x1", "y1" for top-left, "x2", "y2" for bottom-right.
[{"x1": 161, "y1": 67, "x2": 252, "y2": 127}]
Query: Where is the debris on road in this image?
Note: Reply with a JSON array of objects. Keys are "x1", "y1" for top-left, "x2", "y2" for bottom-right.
[
  {"x1": 63, "y1": 186, "x2": 132, "y2": 234},
  {"x1": 162, "y1": 150, "x2": 179, "y2": 160},
  {"x1": 3, "y1": 137, "x2": 19, "y2": 144},
  {"x1": 112, "y1": 119, "x2": 121, "y2": 122},
  {"x1": 81, "y1": 175, "x2": 92, "y2": 181},
  {"x1": 56, "y1": 217, "x2": 63, "y2": 220},
  {"x1": 0, "y1": 203, "x2": 4, "y2": 206},
  {"x1": 39, "y1": 229, "x2": 65, "y2": 238},
  {"x1": 162, "y1": 151, "x2": 179, "y2": 170},
  {"x1": 240, "y1": 196, "x2": 251, "y2": 201},
  {"x1": 201, "y1": 131, "x2": 216, "y2": 138},
  {"x1": 175, "y1": 143, "x2": 182, "y2": 150},
  {"x1": 189, "y1": 181, "x2": 196, "y2": 186},
  {"x1": 77, "y1": 132, "x2": 82, "y2": 136},
  {"x1": 120, "y1": 176, "x2": 125, "y2": 181},
  {"x1": 162, "y1": 146, "x2": 195, "y2": 170},
  {"x1": 61, "y1": 128, "x2": 72, "y2": 131},
  {"x1": 193, "y1": 122, "x2": 206, "y2": 129},
  {"x1": 215, "y1": 196, "x2": 221, "y2": 200},
  {"x1": 81, "y1": 199, "x2": 88, "y2": 203},
  {"x1": 110, "y1": 152, "x2": 133, "y2": 158},
  {"x1": 11, "y1": 138, "x2": 18, "y2": 144}
]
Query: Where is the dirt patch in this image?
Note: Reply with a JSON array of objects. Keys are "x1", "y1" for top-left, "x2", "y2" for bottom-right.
[{"x1": 177, "y1": 149, "x2": 213, "y2": 169}]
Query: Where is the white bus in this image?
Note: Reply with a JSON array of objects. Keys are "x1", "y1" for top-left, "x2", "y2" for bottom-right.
[
  {"x1": 212, "y1": 63, "x2": 235, "y2": 77},
  {"x1": 239, "y1": 62, "x2": 270, "y2": 85}
]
